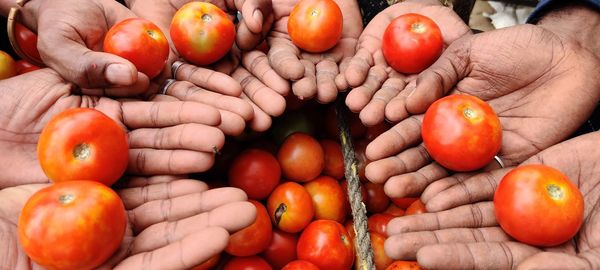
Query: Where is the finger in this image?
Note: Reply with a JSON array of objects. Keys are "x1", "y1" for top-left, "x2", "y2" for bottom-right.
[
  {"x1": 129, "y1": 187, "x2": 248, "y2": 232},
  {"x1": 387, "y1": 202, "x2": 498, "y2": 235},
  {"x1": 118, "y1": 179, "x2": 209, "y2": 209},
  {"x1": 385, "y1": 227, "x2": 509, "y2": 260},
  {"x1": 131, "y1": 201, "x2": 256, "y2": 253},
  {"x1": 383, "y1": 162, "x2": 448, "y2": 199},
  {"x1": 243, "y1": 50, "x2": 290, "y2": 95},
  {"x1": 345, "y1": 48, "x2": 374, "y2": 87},
  {"x1": 385, "y1": 80, "x2": 416, "y2": 122},
  {"x1": 121, "y1": 175, "x2": 190, "y2": 188},
  {"x1": 128, "y1": 124, "x2": 225, "y2": 153},
  {"x1": 121, "y1": 101, "x2": 221, "y2": 129},
  {"x1": 217, "y1": 110, "x2": 247, "y2": 136},
  {"x1": 315, "y1": 60, "x2": 339, "y2": 103},
  {"x1": 335, "y1": 57, "x2": 352, "y2": 90},
  {"x1": 416, "y1": 242, "x2": 540, "y2": 270},
  {"x1": 114, "y1": 227, "x2": 229, "y2": 270},
  {"x1": 517, "y1": 252, "x2": 593, "y2": 270},
  {"x1": 174, "y1": 63, "x2": 242, "y2": 96},
  {"x1": 128, "y1": 149, "x2": 217, "y2": 175},
  {"x1": 236, "y1": 16, "x2": 272, "y2": 50},
  {"x1": 268, "y1": 37, "x2": 304, "y2": 80},
  {"x1": 235, "y1": 0, "x2": 272, "y2": 33},
  {"x1": 365, "y1": 144, "x2": 431, "y2": 184},
  {"x1": 242, "y1": 93, "x2": 273, "y2": 132},
  {"x1": 365, "y1": 115, "x2": 423, "y2": 161},
  {"x1": 291, "y1": 60, "x2": 317, "y2": 100},
  {"x1": 232, "y1": 67, "x2": 286, "y2": 116},
  {"x1": 345, "y1": 66, "x2": 388, "y2": 112},
  {"x1": 78, "y1": 73, "x2": 150, "y2": 97},
  {"x1": 360, "y1": 77, "x2": 405, "y2": 126},
  {"x1": 150, "y1": 94, "x2": 179, "y2": 102}
]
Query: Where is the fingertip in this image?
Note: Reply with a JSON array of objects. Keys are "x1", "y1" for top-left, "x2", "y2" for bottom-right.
[
  {"x1": 384, "y1": 177, "x2": 409, "y2": 199},
  {"x1": 105, "y1": 62, "x2": 138, "y2": 86},
  {"x1": 345, "y1": 66, "x2": 366, "y2": 87}
]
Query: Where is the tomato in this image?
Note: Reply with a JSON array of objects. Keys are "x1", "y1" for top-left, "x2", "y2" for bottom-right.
[
  {"x1": 304, "y1": 175, "x2": 347, "y2": 223},
  {"x1": 15, "y1": 22, "x2": 42, "y2": 63},
  {"x1": 383, "y1": 203, "x2": 405, "y2": 217},
  {"x1": 191, "y1": 253, "x2": 221, "y2": 270},
  {"x1": 386, "y1": 261, "x2": 425, "y2": 270},
  {"x1": 104, "y1": 18, "x2": 169, "y2": 79},
  {"x1": 226, "y1": 200, "x2": 273, "y2": 256},
  {"x1": 382, "y1": 13, "x2": 443, "y2": 74},
  {"x1": 371, "y1": 232, "x2": 394, "y2": 270},
  {"x1": 320, "y1": 140, "x2": 345, "y2": 179},
  {"x1": 298, "y1": 220, "x2": 354, "y2": 270},
  {"x1": 37, "y1": 108, "x2": 128, "y2": 186},
  {"x1": 365, "y1": 182, "x2": 390, "y2": 213},
  {"x1": 14, "y1": 60, "x2": 42, "y2": 74},
  {"x1": 391, "y1": 197, "x2": 418, "y2": 210},
  {"x1": 170, "y1": 2, "x2": 235, "y2": 66},
  {"x1": 288, "y1": 0, "x2": 343, "y2": 53},
  {"x1": 278, "y1": 132, "x2": 325, "y2": 182},
  {"x1": 368, "y1": 213, "x2": 395, "y2": 237},
  {"x1": 0, "y1": 50, "x2": 16, "y2": 79},
  {"x1": 262, "y1": 229, "x2": 299, "y2": 269},
  {"x1": 224, "y1": 256, "x2": 273, "y2": 270},
  {"x1": 228, "y1": 149, "x2": 281, "y2": 200},
  {"x1": 18, "y1": 180, "x2": 126, "y2": 270},
  {"x1": 341, "y1": 179, "x2": 367, "y2": 216},
  {"x1": 494, "y1": 164, "x2": 584, "y2": 247},
  {"x1": 354, "y1": 139, "x2": 370, "y2": 182},
  {"x1": 405, "y1": 199, "x2": 427, "y2": 215},
  {"x1": 282, "y1": 260, "x2": 320, "y2": 270},
  {"x1": 422, "y1": 94, "x2": 502, "y2": 172},
  {"x1": 267, "y1": 182, "x2": 315, "y2": 233}
]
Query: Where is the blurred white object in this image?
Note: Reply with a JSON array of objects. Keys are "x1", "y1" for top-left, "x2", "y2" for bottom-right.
[{"x1": 484, "y1": 1, "x2": 535, "y2": 28}]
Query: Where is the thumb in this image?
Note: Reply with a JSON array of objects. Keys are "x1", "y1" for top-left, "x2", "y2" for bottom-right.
[
  {"x1": 517, "y1": 252, "x2": 592, "y2": 270},
  {"x1": 405, "y1": 39, "x2": 471, "y2": 114}
]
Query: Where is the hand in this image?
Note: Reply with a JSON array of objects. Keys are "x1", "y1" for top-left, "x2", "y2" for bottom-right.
[
  {"x1": 0, "y1": 175, "x2": 256, "y2": 270},
  {"x1": 365, "y1": 24, "x2": 600, "y2": 199},
  {"x1": 342, "y1": 0, "x2": 471, "y2": 126},
  {"x1": 0, "y1": 69, "x2": 226, "y2": 188},
  {"x1": 384, "y1": 132, "x2": 600, "y2": 270},
  {"x1": 267, "y1": 0, "x2": 362, "y2": 103}
]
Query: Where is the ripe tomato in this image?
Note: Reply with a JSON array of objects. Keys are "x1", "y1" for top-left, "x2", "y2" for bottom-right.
[
  {"x1": 288, "y1": 0, "x2": 343, "y2": 53},
  {"x1": 282, "y1": 260, "x2": 320, "y2": 270},
  {"x1": 170, "y1": 2, "x2": 235, "y2": 66},
  {"x1": 226, "y1": 200, "x2": 273, "y2": 256},
  {"x1": 368, "y1": 213, "x2": 395, "y2": 237},
  {"x1": 262, "y1": 229, "x2": 299, "y2": 269},
  {"x1": 304, "y1": 175, "x2": 347, "y2": 223},
  {"x1": 422, "y1": 94, "x2": 502, "y2": 172},
  {"x1": 320, "y1": 139, "x2": 345, "y2": 179},
  {"x1": 297, "y1": 220, "x2": 354, "y2": 270},
  {"x1": 405, "y1": 199, "x2": 427, "y2": 215},
  {"x1": 371, "y1": 232, "x2": 394, "y2": 270},
  {"x1": 382, "y1": 13, "x2": 443, "y2": 74},
  {"x1": 14, "y1": 60, "x2": 41, "y2": 74},
  {"x1": 224, "y1": 256, "x2": 273, "y2": 270},
  {"x1": 15, "y1": 22, "x2": 42, "y2": 63},
  {"x1": 191, "y1": 254, "x2": 221, "y2": 270},
  {"x1": 365, "y1": 182, "x2": 390, "y2": 213},
  {"x1": 386, "y1": 261, "x2": 425, "y2": 270},
  {"x1": 494, "y1": 164, "x2": 584, "y2": 247},
  {"x1": 104, "y1": 18, "x2": 169, "y2": 79},
  {"x1": 267, "y1": 182, "x2": 315, "y2": 233},
  {"x1": 391, "y1": 197, "x2": 418, "y2": 210},
  {"x1": 228, "y1": 149, "x2": 281, "y2": 200},
  {"x1": 278, "y1": 132, "x2": 325, "y2": 182},
  {"x1": 341, "y1": 179, "x2": 367, "y2": 216},
  {"x1": 383, "y1": 203, "x2": 405, "y2": 217},
  {"x1": 37, "y1": 108, "x2": 128, "y2": 186},
  {"x1": 18, "y1": 180, "x2": 126, "y2": 270},
  {"x1": 0, "y1": 50, "x2": 16, "y2": 79}
]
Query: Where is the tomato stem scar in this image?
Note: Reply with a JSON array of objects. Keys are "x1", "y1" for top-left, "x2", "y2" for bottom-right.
[
  {"x1": 202, "y1": 14, "x2": 213, "y2": 23},
  {"x1": 73, "y1": 143, "x2": 91, "y2": 161},
  {"x1": 547, "y1": 184, "x2": 564, "y2": 200},
  {"x1": 411, "y1": 22, "x2": 426, "y2": 34},
  {"x1": 59, "y1": 194, "x2": 76, "y2": 205},
  {"x1": 274, "y1": 203, "x2": 287, "y2": 225},
  {"x1": 463, "y1": 107, "x2": 476, "y2": 119},
  {"x1": 310, "y1": 9, "x2": 320, "y2": 17}
]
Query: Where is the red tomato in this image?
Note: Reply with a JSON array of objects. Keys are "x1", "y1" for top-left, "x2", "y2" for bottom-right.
[
  {"x1": 15, "y1": 22, "x2": 42, "y2": 63},
  {"x1": 224, "y1": 256, "x2": 273, "y2": 270},
  {"x1": 386, "y1": 261, "x2": 425, "y2": 270},
  {"x1": 191, "y1": 253, "x2": 221, "y2": 270},
  {"x1": 341, "y1": 179, "x2": 367, "y2": 216},
  {"x1": 288, "y1": 0, "x2": 343, "y2": 53},
  {"x1": 278, "y1": 132, "x2": 325, "y2": 182},
  {"x1": 371, "y1": 232, "x2": 394, "y2": 270},
  {"x1": 422, "y1": 94, "x2": 502, "y2": 172},
  {"x1": 0, "y1": 50, "x2": 16, "y2": 79},
  {"x1": 366, "y1": 182, "x2": 391, "y2": 213},
  {"x1": 267, "y1": 182, "x2": 315, "y2": 233},
  {"x1": 320, "y1": 139, "x2": 345, "y2": 179},
  {"x1": 304, "y1": 175, "x2": 347, "y2": 223},
  {"x1": 298, "y1": 220, "x2": 354, "y2": 270},
  {"x1": 282, "y1": 260, "x2": 320, "y2": 270},
  {"x1": 170, "y1": 2, "x2": 235, "y2": 66},
  {"x1": 228, "y1": 149, "x2": 281, "y2": 200},
  {"x1": 391, "y1": 197, "x2": 418, "y2": 209},
  {"x1": 18, "y1": 181, "x2": 126, "y2": 270},
  {"x1": 262, "y1": 229, "x2": 299, "y2": 269},
  {"x1": 37, "y1": 108, "x2": 128, "y2": 186},
  {"x1": 382, "y1": 13, "x2": 443, "y2": 74},
  {"x1": 383, "y1": 204, "x2": 405, "y2": 217},
  {"x1": 226, "y1": 200, "x2": 273, "y2": 256},
  {"x1": 104, "y1": 18, "x2": 169, "y2": 79},
  {"x1": 405, "y1": 199, "x2": 427, "y2": 215},
  {"x1": 14, "y1": 60, "x2": 41, "y2": 74},
  {"x1": 494, "y1": 164, "x2": 584, "y2": 247},
  {"x1": 368, "y1": 214, "x2": 395, "y2": 237}
]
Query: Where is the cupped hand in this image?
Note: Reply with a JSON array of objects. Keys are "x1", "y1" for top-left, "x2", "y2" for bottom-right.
[
  {"x1": 0, "y1": 175, "x2": 256, "y2": 270},
  {"x1": 365, "y1": 24, "x2": 600, "y2": 199},
  {"x1": 342, "y1": 0, "x2": 470, "y2": 126},
  {"x1": 384, "y1": 131, "x2": 600, "y2": 270},
  {"x1": 0, "y1": 69, "x2": 228, "y2": 188}
]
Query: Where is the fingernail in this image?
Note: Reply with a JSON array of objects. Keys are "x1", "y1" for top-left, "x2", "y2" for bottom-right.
[
  {"x1": 106, "y1": 64, "x2": 135, "y2": 85},
  {"x1": 253, "y1": 9, "x2": 263, "y2": 27}
]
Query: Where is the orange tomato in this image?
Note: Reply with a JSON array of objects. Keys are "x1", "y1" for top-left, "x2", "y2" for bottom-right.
[
  {"x1": 304, "y1": 175, "x2": 347, "y2": 223},
  {"x1": 0, "y1": 50, "x2": 16, "y2": 79},
  {"x1": 267, "y1": 182, "x2": 315, "y2": 233},
  {"x1": 288, "y1": 0, "x2": 343, "y2": 53}
]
